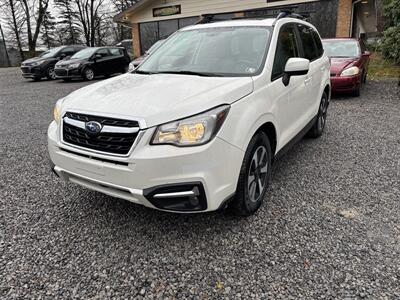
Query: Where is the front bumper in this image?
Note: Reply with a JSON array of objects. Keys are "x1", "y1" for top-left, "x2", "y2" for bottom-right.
[
  {"x1": 55, "y1": 68, "x2": 82, "y2": 79},
  {"x1": 48, "y1": 121, "x2": 244, "y2": 213},
  {"x1": 331, "y1": 75, "x2": 361, "y2": 93},
  {"x1": 20, "y1": 66, "x2": 44, "y2": 78}
]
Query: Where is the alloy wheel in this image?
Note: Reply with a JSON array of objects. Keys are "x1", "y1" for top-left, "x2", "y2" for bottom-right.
[
  {"x1": 85, "y1": 69, "x2": 94, "y2": 80},
  {"x1": 48, "y1": 68, "x2": 56, "y2": 80},
  {"x1": 317, "y1": 95, "x2": 328, "y2": 132},
  {"x1": 248, "y1": 146, "x2": 268, "y2": 203}
]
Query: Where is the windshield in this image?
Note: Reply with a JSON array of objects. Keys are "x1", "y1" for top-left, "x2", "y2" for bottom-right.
[
  {"x1": 137, "y1": 26, "x2": 271, "y2": 77},
  {"x1": 71, "y1": 48, "x2": 97, "y2": 59},
  {"x1": 40, "y1": 47, "x2": 63, "y2": 58},
  {"x1": 147, "y1": 40, "x2": 164, "y2": 54},
  {"x1": 322, "y1": 40, "x2": 360, "y2": 57}
]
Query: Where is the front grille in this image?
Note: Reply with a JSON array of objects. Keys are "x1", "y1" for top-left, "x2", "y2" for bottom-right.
[
  {"x1": 21, "y1": 67, "x2": 31, "y2": 74},
  {"x1": 62, "y1": 112, "x2": 140, "y2": 155},
  {"x1": 65, "y1": 112, "x2": 139, "y2": 128},
  {"x1": 55, "y1": 69, "x2": 68, "y2": 77}
]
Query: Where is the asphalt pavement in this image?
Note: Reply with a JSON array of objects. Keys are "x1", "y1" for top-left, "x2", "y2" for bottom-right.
[{"x1": 1, "y1": 68, "x2": 399, "y2": 299}]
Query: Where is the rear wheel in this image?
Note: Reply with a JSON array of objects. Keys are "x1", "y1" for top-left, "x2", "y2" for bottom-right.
[
  {"x1": 308, "y1": 91, "x2": 329, "y2": 138},
  {"x1": 83, "y1": 67, "x2": 95, "y2": 81},
  {"x1": 229, "y1": 132, "x2": 272, "y2": 216}
]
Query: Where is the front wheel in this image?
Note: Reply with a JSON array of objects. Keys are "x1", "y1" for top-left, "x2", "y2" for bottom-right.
[
  {"x1": 308, "y1": 91, "x2": 329, "y2": 138},
  {"x1": 83, "y1": 67, "x2": 95, "y2": 81},
  {"x1": 229, "y1": 132, "x2": 272, "y2": 216},
  {"x1": 46, "y1": 67, "x2": 56, "y2": 80}
]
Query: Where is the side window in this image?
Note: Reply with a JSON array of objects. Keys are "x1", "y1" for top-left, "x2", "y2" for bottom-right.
[
  {"x1": 61, "y1": 47, "x2": 75, "y2": 56},
  {"x1": 96, "y1": 49, "x2": 110, "y2": 58},
  {"x1": 311, "y1": 30, "x2": 324, "y2": 58},
  {"x1": 109, "y1": 48, "x2": 123, "y2": 56},
  {"x1": 297, "y1": 25, "x2": 318, "y2": 61},
  {"x1": 271, "y1": 25, "x2": 300, "y2": 81}
]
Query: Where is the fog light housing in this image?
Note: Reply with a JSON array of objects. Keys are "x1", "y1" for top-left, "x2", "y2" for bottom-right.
[{"x1": 144, "y1": 183, "x2": 207, "y2": 212}]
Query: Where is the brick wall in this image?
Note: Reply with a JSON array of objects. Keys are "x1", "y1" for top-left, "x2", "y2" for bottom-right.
[
  {"x1": 132, "y1": 23, "x2": 141, "y2": 58},
  {"x1": 336, "y1": 0, "x2": 352, "y2": 37}
]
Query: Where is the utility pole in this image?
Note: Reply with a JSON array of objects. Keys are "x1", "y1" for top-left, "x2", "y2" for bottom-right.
[{"x1": 0, "y1": 23, "x2": 11, "y2": 67}]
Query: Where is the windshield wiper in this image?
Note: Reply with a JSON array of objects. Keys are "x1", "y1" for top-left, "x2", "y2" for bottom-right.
[
  {"x1": 156, "y1": 70, "x2": 223, "y2": 77},
  {"x1": 134, "y1": 70, "x2": 158, "y2": 75}
]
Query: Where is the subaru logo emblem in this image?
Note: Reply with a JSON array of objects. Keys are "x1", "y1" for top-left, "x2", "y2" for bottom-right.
[{"x1": 85, "y1": 121, "x2": 102, "y2": 136}]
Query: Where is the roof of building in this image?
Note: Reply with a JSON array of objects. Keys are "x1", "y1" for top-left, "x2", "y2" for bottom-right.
[{"x1": 114, "y1": 0, "x2": 149, "y2": 23}]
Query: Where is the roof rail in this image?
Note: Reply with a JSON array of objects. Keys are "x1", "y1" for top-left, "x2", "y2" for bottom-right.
[{"x1": 198, "y1": 10, "x2": 310, "y2": 25}]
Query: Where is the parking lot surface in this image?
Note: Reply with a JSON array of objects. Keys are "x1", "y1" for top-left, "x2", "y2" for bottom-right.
[{"x1": 1, "y1": 68, "x2": 399, "y2": 299}]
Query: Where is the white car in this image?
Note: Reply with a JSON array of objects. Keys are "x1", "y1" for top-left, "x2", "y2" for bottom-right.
[{"x1": 48, "y1": 13, "x2": 330, "y2": 216}]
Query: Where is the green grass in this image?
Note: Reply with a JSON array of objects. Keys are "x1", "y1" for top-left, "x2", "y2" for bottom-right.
[{"x1": 368, "y1": 52, "x2": 400, "y2": 80}]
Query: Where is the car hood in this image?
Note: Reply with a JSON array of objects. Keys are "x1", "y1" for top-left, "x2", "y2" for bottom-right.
[
  {"x1": 330, "y1": 57, "x2": 358, "y2": 75},
  {"x1": 22, "y1": 57, "x2": 49, "y2": 65},
  {"x1": 61, "y1": 73, "x2": 254, "y2": 128},
  {"x1": 56, "y1": 58, "x2": 85, "y2": 67}
]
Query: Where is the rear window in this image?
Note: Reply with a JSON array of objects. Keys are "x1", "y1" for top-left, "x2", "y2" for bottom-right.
[
  {"x1": 322, "y1": 40, "x2": 361, "y2": 57},
  {"x1": 110, "y1": 48, "x2": 124, "y2": 56},
  {"x1": 297, "y1": 25, "x2": 318, "y2": 61}
]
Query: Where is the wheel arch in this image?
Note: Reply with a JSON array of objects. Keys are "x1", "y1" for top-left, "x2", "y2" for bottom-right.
[{"x1": 248, "y1": 122, "x2": 278, "y2": 163}]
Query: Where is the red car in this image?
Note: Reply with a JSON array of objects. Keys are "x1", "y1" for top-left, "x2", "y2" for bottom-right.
[{"x1": 322, "y1": 38, "x2": 370, "y2": 96}]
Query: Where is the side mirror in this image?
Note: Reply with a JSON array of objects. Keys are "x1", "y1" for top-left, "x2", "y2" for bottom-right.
[
  {"x1": 363, "y1": 51, "x2": 371, "y2": 57},
  {"x1": 282, "y1": 58, "x2": 310, "y2": 86},
  {"x1": 58, "y1": 53, "x2": 67, "y2": 60}
]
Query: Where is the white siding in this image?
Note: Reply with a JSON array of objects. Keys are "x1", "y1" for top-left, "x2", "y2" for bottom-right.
[{"x1": 128, "y1": 0, "x2": 316, "y2": 23}]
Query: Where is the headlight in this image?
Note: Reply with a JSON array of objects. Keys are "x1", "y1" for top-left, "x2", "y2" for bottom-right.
[
  {"x1": 151, "y1": 105, "x2": 230, "y2": 147},
  {"x1": 340, "y1": 66, "x2": 359, "y2": 77},
  {"x1": 128, "y1": 62, "x2": 135, "y2": 72},
  {"x1": 68, "y1": 63, "x2": 80, "y2": 69},
  {"x1": 53, "y1": 99, "x2": 64, "y2": 124},
  {"x1": 31, "y1": 61, "x2": 44, "y2": 66}
]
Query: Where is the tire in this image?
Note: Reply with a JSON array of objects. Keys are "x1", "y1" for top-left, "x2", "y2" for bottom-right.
[
  {"x1": 83, "y1": 67, "x2": 95, "y2": 81},
  {"x1": 308, "y1": 91, "x2": 329, "y2": 138},
  {"x1": 229, "y1": 132, "x2": 272, "y2": 216},
  {"x1": 352, "y1": 85, "x2": 361, "y2": 97},
  {"x1": 46, "y1": 67, "x2": 56, "y2": 80}
]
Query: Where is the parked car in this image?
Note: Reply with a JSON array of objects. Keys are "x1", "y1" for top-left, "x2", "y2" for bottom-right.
[
  {"x1": 20, "y1": 45, "x2": 86, "y2": 81},
  {"x1": 48, "y1": 13, "x2": 330, "y2": 216},
  {"x1": 55, "y1": 47, "x2": 131, "y2": 81},
  {"x1": 115, "y1": 39, "x2": 134, "y2": 60},
  {"x1": 322, "y1": 38, "x2": 370, "y2": 96},
  {"x1": 128, "y1": 39, "x2": 165, "y2": 71}
]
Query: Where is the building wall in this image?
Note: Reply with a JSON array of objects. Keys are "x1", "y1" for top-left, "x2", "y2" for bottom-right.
[
  {"x1": 336, "y1": 0, "x2": 352, "y2": 37},
  {"x1": 244, "y1": 0, "x2": 339, "y2": 38},
  {"x1": 128, "y1": 0, "x2": 319, "y2": 23}
]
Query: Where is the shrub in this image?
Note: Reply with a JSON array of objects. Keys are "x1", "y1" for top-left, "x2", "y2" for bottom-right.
[{"x1": 381, "y1": 26, "x2": 400, "y2": 63}]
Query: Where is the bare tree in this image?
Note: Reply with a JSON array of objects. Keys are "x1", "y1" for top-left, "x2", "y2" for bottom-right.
[
  {"x1": 74, "y1": 0, "x2": 109, "y2": 46},
  {"x1": 0, "y1": 0, "x2": 26, "y2": 60},
  {"x1": 55, "y1": 0, "x2": 82, "y2": 45},
  {"x1": 19, "y1": 0, "x2": 50, "y2": 54}
]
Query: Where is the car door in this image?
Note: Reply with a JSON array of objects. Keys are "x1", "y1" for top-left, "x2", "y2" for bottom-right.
[
  {"x1": 109, "y1": 48, "x2": 125, "y2": 73},
  {"x1": 93, "y1": 48, "x2": 112, "y2": 75},
  {"x1": 296, "y1": 24, "x2": 325, "y2": 120},
  {"x1": 270, "y1": 23, "x2": 311, "y2": 147}
]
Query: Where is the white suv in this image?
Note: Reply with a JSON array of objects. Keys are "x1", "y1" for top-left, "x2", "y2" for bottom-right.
[{"x1": 48, "y1": 14, "x2": 330, "y2": 216}]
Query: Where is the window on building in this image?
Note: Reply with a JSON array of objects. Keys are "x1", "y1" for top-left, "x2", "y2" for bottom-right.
[
  {"x1": 140, "y1": 22, "x2": 159, "y2": 54},
  {"x1": 272, "y1": 25, "x2": 300, "y2": 81},
  {"x1": 140, "y1": 17, "x2": 199, "y2": 54}
]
